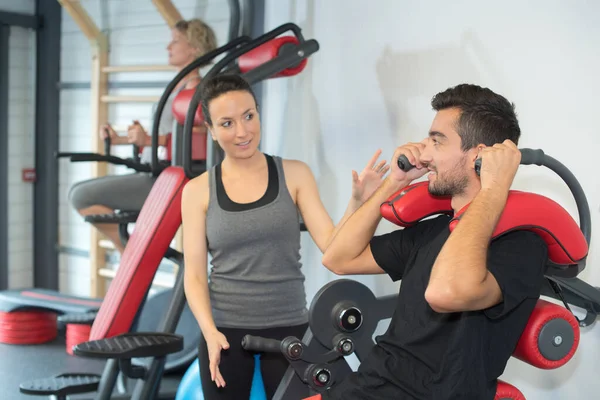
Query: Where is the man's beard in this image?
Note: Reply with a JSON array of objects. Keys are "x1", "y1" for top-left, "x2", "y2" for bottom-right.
[{"x1": 428, "y1": 156, "x2": 469, "y2": 197}]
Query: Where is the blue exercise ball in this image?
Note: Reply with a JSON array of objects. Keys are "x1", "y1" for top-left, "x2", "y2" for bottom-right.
[{"x1": 175, "y1": 355, "x2": 267, "y2": 400}]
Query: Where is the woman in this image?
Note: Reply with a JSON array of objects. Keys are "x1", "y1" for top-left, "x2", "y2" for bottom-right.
[
  {"x1": 181, "y1": 74, "x2": 390, "y2": 399},
  {"x1": 68, "y1": 18, "x2": 217, "y2": 253}
]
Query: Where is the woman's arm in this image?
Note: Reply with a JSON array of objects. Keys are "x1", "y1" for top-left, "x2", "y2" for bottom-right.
[
  {"x1": 181, "y1": 175, "x2": 217, "y2": 335},
  {"x1": 289, "y1": 151, "x2": 388, "y2": 253}
]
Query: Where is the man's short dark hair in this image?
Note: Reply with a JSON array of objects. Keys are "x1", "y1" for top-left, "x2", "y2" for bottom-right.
[{"x1": 431, "y1": 84, "x2": 521, "y2": 150}]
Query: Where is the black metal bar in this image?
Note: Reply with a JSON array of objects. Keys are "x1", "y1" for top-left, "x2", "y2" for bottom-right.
[
  {"x1": 57, "y1": 245, "x2": 89, "y2": 258},
  {"x1": 239, "y1": 0, "x2": 254, "y2": 37},
  {"x1": 131, "y1": 258, "x2": 186, "y2": 398},
  {"x1": 33, "y1": 0, "x2": 61, "y2": 289},
  {"x1": 0, "y1": 24, "x2": 9, "y2": 290},
  {"x1": 0, "y1": 11, "x2": 41, "y2": 29},
  {"x1": 95, "y1": 359, "x2": 121, "y2": 400},
  {"x1": 249, "y1": 0, "x2": 264, "y2": 149},
  {"x1": 541, "y1": 154, "x2": 591, "y2": 247},
  {"x1": 227, "y1": 0, "x2": 241, "y2": 42},
  {"x1": 550, "y1": 277, "x2": 600, "y2": 310},
  {"x1": 58, "y1": 80, "x2": 172, "y2": 90},
  {"x1": 68, "y1": 153, "x2": 152, "y2": 173}
]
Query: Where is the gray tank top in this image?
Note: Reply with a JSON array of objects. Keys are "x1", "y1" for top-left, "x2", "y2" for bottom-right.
[{"x1": 205, "y1": 155, "x2": 308, "y2": 328}]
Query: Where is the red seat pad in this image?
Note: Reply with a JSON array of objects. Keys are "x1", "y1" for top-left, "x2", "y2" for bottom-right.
[
  {"x1": 495, "y1": 380, "x2": 525, "y2": 400},
  {"x1": 89, "y1": 167, "x2": 188, "y2": 340}
]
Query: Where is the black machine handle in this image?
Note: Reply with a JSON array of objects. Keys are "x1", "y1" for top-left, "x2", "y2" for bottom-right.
[
  {"x1": 395, "y1": 148, "x2": 591, "y2": 247},
  {"x1": 56, "y1": 134, "x2": 112, "y2": 159},
  {"x1": 472, "y1": 148, "x2": 545, "y2": 175},
  {"x1": 241, "y1": 335, "x2": 281, "y2": 353},
  {"x1": 69, "y1": 154, "x2": 152, "y2": 173},
  {"x1": 182, "y1": 23, "x2": 320, "y2": 178},
  {"x1": 104, "y1": 137, "x2": 111, "y2": 156},
  {"x1": 396, "y1": 148, "x2": 545, "y2": 174},
  {"x1": 132, "y1": 144, "x2": 141, "y2": 163},
  {"x1": 150, "y1": 35, "x2": 253, "y2": 176}
]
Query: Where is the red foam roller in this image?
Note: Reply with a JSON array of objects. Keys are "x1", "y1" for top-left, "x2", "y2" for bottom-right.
[
  {"x1": 0, "y1": 310, "x2": 56, "y2": 322},
  {"x1": 238, "y1": 36, "x2": 308, "y2": 78},
  {"x1": 495, "y1": 380, "x2": 525, "y2": 400},
  {"x1": 66, "y1": 323, "x2": 91, "y2": 355}
]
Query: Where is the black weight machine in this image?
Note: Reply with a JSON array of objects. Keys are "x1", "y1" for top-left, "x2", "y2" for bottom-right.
[{"x1": 241, "y1": 149, "x2": 598, "y2": 399}]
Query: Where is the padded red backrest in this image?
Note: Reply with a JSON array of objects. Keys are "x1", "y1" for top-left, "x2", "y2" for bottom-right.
[
  {"x1": 172, "y1": 88, "x2": 204, "y2": 126},
  {"x1": 170, "y1": 89, "x2": 207, "y2": 161},
  {"x1": 89, "y1": 166, "x2": 189, "y2": 340},
  {"x1": 380, "y1": 181, "x2": 588, "y2": 267},
  {"x1": 451, "y1": 190, "x2": 588, "y2": 265},
  {"x1": 238, "y1": 36, "x2": 308, "y2": 78}
]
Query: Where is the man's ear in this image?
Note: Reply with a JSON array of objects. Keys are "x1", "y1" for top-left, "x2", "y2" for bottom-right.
[{"x1": 473, "y1": 144, "x2": 486, "y2": 161}]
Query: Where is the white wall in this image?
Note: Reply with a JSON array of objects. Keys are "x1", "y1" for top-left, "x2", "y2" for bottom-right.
[
  {"x1": 1, "y1": 0, "x2": 37, "y2": 289},
  {"x1": 58, "y1": 0, "x2": 231, "y2": 296},
  {"x1": 263, "y1": 0, "x2": 600, "y2": 399}
]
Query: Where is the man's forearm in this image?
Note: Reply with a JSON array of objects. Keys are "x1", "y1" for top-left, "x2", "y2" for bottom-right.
[
  {"x1": 325, "y1": 197, "x2": 361, "y2": 249},
  {"x1": 324, "y1": 177, "x2": 410, "y2": 262},
  {"x1": 429, "y1": 188, "x2": 508, "y2": 295}
]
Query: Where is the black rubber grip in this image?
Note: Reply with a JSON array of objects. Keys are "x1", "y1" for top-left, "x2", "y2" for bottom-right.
[
  {"x1": 396, "y1": 154, "x2": 413, "y2": 172},
  {"x1": 519, "y1": 148, "x2": 545, "y2": 165},
  {"x1": 241, "y1": 335, "x2": 281, "y2": 353},
  {"x1": 474, "y1": 148, "x2": 544, "y2": 175},
  {"x1": 104, "y1": 137, "x2": 111, "y2": 156},
  {"x1": 398, "y1": 148, "x2": 545, "y2": 177}
]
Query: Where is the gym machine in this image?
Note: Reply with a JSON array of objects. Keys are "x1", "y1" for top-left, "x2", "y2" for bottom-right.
[{"x1": 241, "y1": 148, "x2": 597, "y2": 399}]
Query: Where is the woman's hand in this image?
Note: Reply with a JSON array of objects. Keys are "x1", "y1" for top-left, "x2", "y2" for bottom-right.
[
  {"x1": 127, "y1": 120, "x2": 150, "y2": 147},
  {"x1": 100, "y1": 123, "x2": 118, "y2": 141},
  {"x1": 351, "y1": 149, "x2": 390, "y2": 204},
  {"x1": 205, "y1": 330, "x2": 230, "y2": 388}
]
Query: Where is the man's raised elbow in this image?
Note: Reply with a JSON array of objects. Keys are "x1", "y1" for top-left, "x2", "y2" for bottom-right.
[
  {"x1": 424, "y1": 285, "x2": 473, "y2": 313},
  {"x1": 321, "y1": 254, "x2": 348, "y2": 276}
]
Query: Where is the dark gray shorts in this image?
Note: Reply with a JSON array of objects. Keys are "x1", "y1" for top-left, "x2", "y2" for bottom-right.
[{"x1": 68, "y1": 173, "x2": 156, "y2": 211}]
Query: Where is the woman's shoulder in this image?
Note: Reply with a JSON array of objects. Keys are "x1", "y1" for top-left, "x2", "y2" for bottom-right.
[
  {"x1": 280, "y1": 157, "x2": 309, "y2": 169},
  {"x1": 182, "y1": 170, "x2": 210, "y2": 206},
  {"x1": 279, "y1": 157, "x2": 314, "y2": 181}
]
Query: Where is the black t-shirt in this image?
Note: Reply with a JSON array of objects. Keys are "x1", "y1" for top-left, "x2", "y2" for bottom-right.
[{"x1": 323, "y1": 215, "x2": 548, "y2": 400}]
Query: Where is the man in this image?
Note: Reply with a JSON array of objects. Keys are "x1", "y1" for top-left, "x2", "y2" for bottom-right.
[{"x1": 321, "y1": 84, "x2": 548, "y2": 399}]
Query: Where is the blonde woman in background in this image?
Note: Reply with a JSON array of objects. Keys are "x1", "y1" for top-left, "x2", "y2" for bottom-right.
[{"x1": 68, "y1": 18, "x2": 217, "y2": 253}]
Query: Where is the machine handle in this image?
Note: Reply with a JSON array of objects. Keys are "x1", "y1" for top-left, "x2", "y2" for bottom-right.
[
  {"x1": 473, "y1": 148, "x2": 544, "y2": 175},
  {"x1": 104, "y1": 137, "x2": 111, "y2": 156},
  {"x1": 69, "y1": 154, "x2": 152, "y2": 173},
  {"x1": 241, "y1": 335, "x2": 281, "y2": 353},
  {"x1": 397, "y1": 148, "x2": 545, "y2": 176}
]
